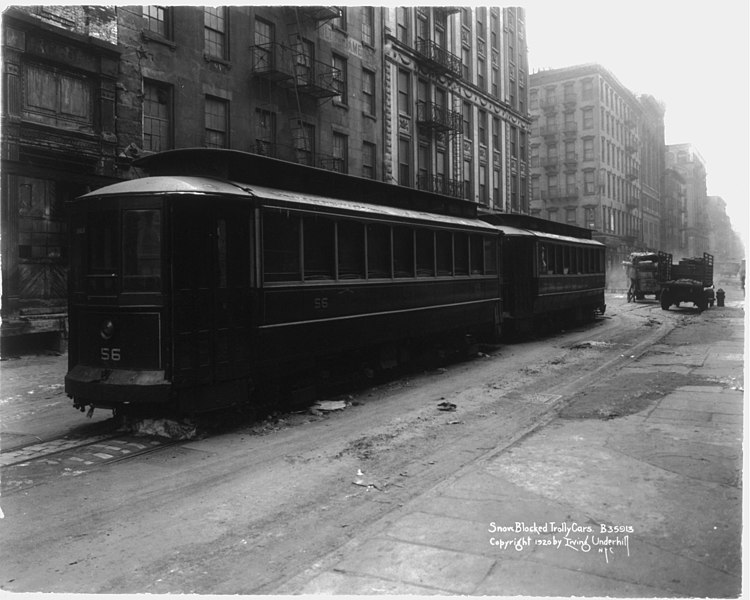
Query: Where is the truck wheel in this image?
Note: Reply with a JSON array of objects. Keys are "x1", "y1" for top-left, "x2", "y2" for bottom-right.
[{"x1": 660, "y1": 292, "x2": 671, "y2": 310}]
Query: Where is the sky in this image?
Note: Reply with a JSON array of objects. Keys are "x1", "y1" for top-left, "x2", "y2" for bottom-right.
[{"x1": 521, "y1": 0, "x2": 750, "y2": 249}]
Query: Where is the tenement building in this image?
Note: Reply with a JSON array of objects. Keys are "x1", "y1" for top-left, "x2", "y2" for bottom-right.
[
  {"x1": 382, "y1": 7, "x2": 530, "y2": 211},
  {"x1": 528, "y1": 64, "x2": 665, "y2": 274},
  {"x1": 1, "y1": 6, "x2": 530, "y2": 350},
  {"x1": 2, "y1": 5, "x2": 531, "y2": 350},
  {"x1": 1, "y1": 6, "x2": 121, "y2": 352},
  {"x1": 665, "y1": 144, "x2": 710, "y2": 258}
]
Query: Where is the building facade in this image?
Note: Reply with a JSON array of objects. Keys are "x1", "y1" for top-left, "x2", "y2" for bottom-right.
[
  {"x1": 665, "y1": 143, "x2": 710, "y2": 258},
  {"x1": 1, "y1": 6, "x2": 121, "y2": 349},
  {"x1": 706, "y1": 196, "x2": 744, "y2": 266},
  {"x1": 382, "y1": 6, "x2": 530, "y2": 211},
  {"x1": 661, "y1": 167, "x2": 688, "y2": 255},
  {"x1": 116, "y1": 6, "x2": 384, "y2": 175},
  {"x1": 1, "y1": 6, "x2": 531, "y2": 350},
  {"x1": 528, "y1": 64, "x2": 662, "y2": 274}
]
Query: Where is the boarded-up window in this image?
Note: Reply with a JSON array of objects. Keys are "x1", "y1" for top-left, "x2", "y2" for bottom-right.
[{"x1": 24, "y1": 64, "x2": 92, "y2": 129}]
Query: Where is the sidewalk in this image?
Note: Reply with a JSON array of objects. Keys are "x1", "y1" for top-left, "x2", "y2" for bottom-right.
[{"x1": 279, "y1": 296, "x2": 745, "y2": 596}]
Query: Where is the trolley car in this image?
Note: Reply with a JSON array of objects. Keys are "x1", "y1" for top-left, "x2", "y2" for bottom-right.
[
  {"x1": 481, "y1": 213, "x2": 606, "y2": 332},
  {"x1": 65, "y1": 150, "x2": 502, "y2": 415}
]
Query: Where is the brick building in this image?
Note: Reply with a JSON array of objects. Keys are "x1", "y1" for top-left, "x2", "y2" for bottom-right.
[
  {"x1": 528, "y1": 64, "x2": 662, "y2": 274},
  {"x1": 1, "y1": 6, "x2": 121, "y2": 352},
  {"x1": 2, "y1": 6, "x2": 532, "y2": 352},
  {"x1": 665, "y1": 143, "x2": 710, "y2": 258}
]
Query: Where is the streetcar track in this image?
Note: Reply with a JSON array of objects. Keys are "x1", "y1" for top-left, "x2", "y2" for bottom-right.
[{"x1": 0, "y1": 432, "x2": 181, "y2": 495}]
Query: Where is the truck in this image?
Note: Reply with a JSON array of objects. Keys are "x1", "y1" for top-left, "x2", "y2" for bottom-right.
[
  {"x1": 659, "y1": 252, "x2": 714, "y2": 312},
  {"x1": 623, "y1": 252, "x2": 668, "y2": 302}
]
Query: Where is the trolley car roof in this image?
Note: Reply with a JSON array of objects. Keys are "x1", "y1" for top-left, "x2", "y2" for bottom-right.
[
  {"x1": 80, "y1": 176, "x2": 497, "y2": 231},
  {"x1": 492, "y1": 225, "x2": 605, "y2": 247}
]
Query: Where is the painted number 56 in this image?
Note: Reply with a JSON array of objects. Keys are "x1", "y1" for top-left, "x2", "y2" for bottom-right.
[
  {"x1": 314, "y1": 297, "x2": 328, "y2": 310},
  {"x1": 101, "y1": 347, "x2": 121, "y2": 361}
]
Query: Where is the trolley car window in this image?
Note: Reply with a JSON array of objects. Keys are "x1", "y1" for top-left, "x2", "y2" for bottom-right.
[
  {"x1": 366, "y1": 223, "x2": 391, "y2": 279},
  {"x1": 88, "y1": 209, "x2": 117, "y2": 294},
  {"x1": 123, "y1": 209, "x2": 161, "y2": 292},
  {"x1": 303, "y1": 216, "x2": 335, "y2": 281},
  {"x1": 454, "y1": 232, "x2": 469, "y2": 275},
  {"x1": 263, "y1": 210, "x2": 301, "y2": 282},
  {"x1": 484, "y1": 236, "x2": 497, "y2": 274},
  {"x1": 436, "y1": 230, "x2": 452, "y2": 276},
  {"x1": 337, "y1": 220, "x2": 365, "y2": 279},
  {"x1": 415, "y1": 229, "x2": 435, "y2": 277},
  {"x1": 470, "y1": 235, "x2": 483, "y2": 274},
  {"x1": 393, "y1": 226, "x2": 414, "y2": 278}
]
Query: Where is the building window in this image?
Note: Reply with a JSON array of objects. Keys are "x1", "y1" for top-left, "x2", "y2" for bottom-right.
[
  {"x1": 333, "y1": 53, "x2": 347, "y2": 105},
  {"x1": 143, "y1": 6, "x2": 171, "y2": 38},
  {"x1": 253, "y1": 18, "x2": 274, "y2": 71},
  {"x1": 143, "y1": 80, "x2": 172, "y2": 152},
  {"x1": 24, "y1": 64, "x2": 93, "y2": 130},
  {"x1": 530, "y1": 145, "x2": 539, "y2": 167},
  {"x1": 332, "y1": 131, "x2": 348, "y2": 173},
  {"x1": 205, "y1": 96, "x2": 228, "y2": 148},
  {"x1": 582, "y1": 107, "x2": 594, "y2": 129},
  {"x1": 255, "y1": 108, "x2": 276, "y2": 156},
  {"x1": 585, "y1": 206, "x2": 596, "y2": 229},
  {"x1": 398, "y1": 69, "x2": 411, "y2": 115},
  {"x1": 462, "y1": 46, "x2": 471, "y2": 80},
  {"x1": 399, "y1": 137, "x2": 411, "y2": 186},
  {"x1": 417, "y1": 142, "x2": 430, "y2": 189},
  {"x1": 362, "y1": 141, "x2": 376, "y2": 179},
  {"x1": 583, "y1": 137, "x2": 594, "y2": 161},
  {"x1": 584, "y1": 170, "x2": 596, "y2": 195},
  {"x1": 492, "y1": 117, "x2": 500, "y2": 150},
  {"x1": 417, "y1": 13, "x2": 429, "y2": 43},
  {"x1": 565, "y1": 140, "x2": 576, "y2": 160},
  {"x1": 463, "y1": 159, "x2": 472, "y2": 199},
  {"x1": 333, "y1": 7, "x2": 347, "y2": 31},
  {"x1": 462, "y1": 102, "x2": 472, "y2": 140},
  {"x1": 565, "y1": 172, "x2": 576, "y2": 195},
  {"x1": 478, "y1": 110, "x2": 487, "y2": 146},
  {"x1": 510, "y1": 126, "x2": 517, "y2": 158},
  {"x1": 17, "y1": 177, "x2": 66, "y2": 263},
  {"x1": 204, "y1": 7, "x2": 227, "y2": 59},
  {"x1": 477, "y1": 56, "x2": 486, "y2": 91},
  {"x1": 362, "y1": 7, "x2": 374, "y2": 46},
  {"x1": 491, "y1": 66, "x2": 499, "y2": 98},
  {"x1": 479, "y1": 164, "x2": 488, "y2": 204},
  {"x1": 294, "y1": 122, "x2": 315, "y2": 166},
  {"x1": 362, "y1": 68, "x2": 376, "y2": 115},
  {"x1": 493, "y1": 168, "x2": 501, "y2": 204},
  {"x1": 396, "y1": 7, "x2": 409, "y2": 44},
  {"x1": 547, "y1": 174, "x2": 558, "y2": 198}
]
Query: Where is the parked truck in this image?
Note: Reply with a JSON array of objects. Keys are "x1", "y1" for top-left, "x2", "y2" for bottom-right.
[
  {"x1": 623, "y1": 252, "x2": 669, "y2": 302},
  {"x1": 659, "y1": 252, "x2": 715, "y2": 312}
]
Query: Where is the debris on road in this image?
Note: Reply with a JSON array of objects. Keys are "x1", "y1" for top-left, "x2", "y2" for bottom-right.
[
  {"x1": 353, "y1": 469, "x2": 382, "y2": 490},
  {"x1": 437, "y1": 401, "x2": 457, "y2": 412},
  {"x1": 129, "y1": 418, "x2": 197, "y2": 440},
  {"x1": 569, "y1": 340, "x2": 612, "y2": 349},
  {"x1": 309, "y1": 399, "x2": 348, "y2": 415}
]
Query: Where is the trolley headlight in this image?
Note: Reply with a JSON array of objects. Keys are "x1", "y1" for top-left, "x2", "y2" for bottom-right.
[{"x1": 100, "y1": 319, "x2": 115, "y2": 340}]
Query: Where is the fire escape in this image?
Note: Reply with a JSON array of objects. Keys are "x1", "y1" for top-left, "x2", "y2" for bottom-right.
[
  {"x1": 249, "y1": 7, "x2": 343, "y2": 166},
  {"x1": 413, "y1": 8, "x2": 464, "y2": 199}
]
